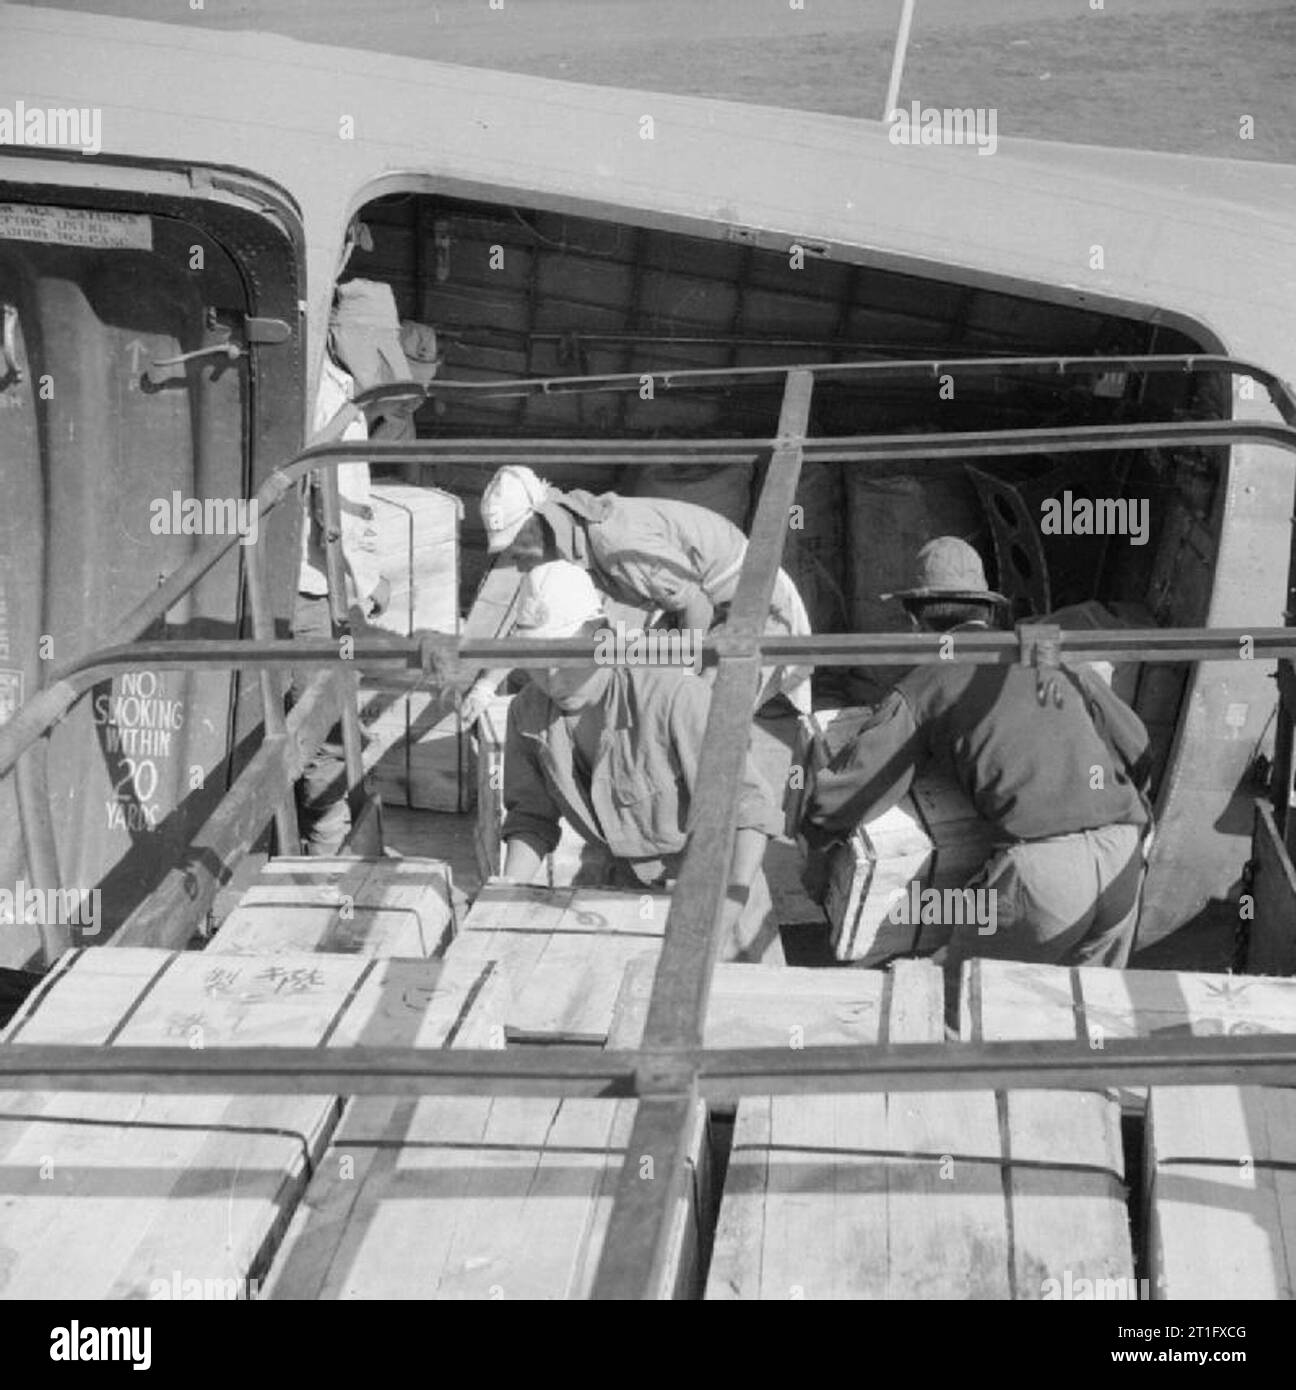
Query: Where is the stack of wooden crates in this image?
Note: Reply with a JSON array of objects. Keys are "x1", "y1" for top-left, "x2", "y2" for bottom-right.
[
  {"x1": 5, "y1": 852, "x2": 1296, "y2": 1299},
  {"x1": 0, "y1": 858, "x2": 457, "y2": 1298},
  {"x1": 359, "y1": 482, "x2": 473, "y2": 812},
  {"x1": 265, "y1": 881, "x2": 699, "y2": 1299},
  {"x1": 964, "y1": 957, "x2": 1296, "y2": 1299}
]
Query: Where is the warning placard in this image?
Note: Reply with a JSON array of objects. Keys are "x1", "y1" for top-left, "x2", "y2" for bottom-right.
[{"x1": 0, "y1": 203, "x2": 152, "y2": 251}]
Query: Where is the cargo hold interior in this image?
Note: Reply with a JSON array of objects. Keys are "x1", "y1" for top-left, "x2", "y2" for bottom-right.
[{"x1": 350, "y1": 190, "x2": 1230, "y2": 807}]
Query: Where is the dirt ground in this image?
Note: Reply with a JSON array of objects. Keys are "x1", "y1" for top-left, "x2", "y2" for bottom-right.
[{"x1": 27, "y1": 0, "x2": 1296, "y2": 162}]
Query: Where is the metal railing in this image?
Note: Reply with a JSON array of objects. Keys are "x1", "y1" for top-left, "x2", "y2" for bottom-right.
[{"x1": 3, "y1": 352, "x2": 1296, "y2": 1299}]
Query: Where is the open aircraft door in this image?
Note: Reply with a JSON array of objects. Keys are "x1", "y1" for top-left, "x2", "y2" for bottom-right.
[{"x1": 0, "y1": 160, "x2": 305, "y2": 964}]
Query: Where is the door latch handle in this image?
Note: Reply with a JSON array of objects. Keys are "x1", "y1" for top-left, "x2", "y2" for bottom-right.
[
  {"x1": 144, "y1": 315, "x2": 290, "y2": 383},
  {"x1": 1, "y1": 303, "x2": 22, "y2": 385},
  {"x1": 149, "y1": 341, "x2": 244, "y2": 372}
]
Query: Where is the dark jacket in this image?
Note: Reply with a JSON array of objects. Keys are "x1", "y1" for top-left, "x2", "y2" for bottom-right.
[{"x1": 803, "y1": 644, "x2": 1150, "y2": 849}]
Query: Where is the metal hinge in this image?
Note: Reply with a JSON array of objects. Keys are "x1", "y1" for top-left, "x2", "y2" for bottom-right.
[{"x1": 1, "y1": 303, "x2": 22, "y2": 385}]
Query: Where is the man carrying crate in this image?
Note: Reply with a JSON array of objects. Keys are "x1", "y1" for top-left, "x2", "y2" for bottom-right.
[
  {"x1": 797, "y1": 537, "x2": 1152, "y2": 1000},
  {"x1": 499, "y1": 560, "x2": 785, "y2": 963}
]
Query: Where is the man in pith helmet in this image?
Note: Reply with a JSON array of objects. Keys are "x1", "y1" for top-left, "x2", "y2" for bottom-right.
[
  {"x1": 798, "y1": 537, "x2": 1151, "y2": 1004},
  {"x1": 500, "y1": 560, "x2": 785, "y2": 962},
  {"x1": 477, "y1": 464, "x2": 813, "y2": 715}
]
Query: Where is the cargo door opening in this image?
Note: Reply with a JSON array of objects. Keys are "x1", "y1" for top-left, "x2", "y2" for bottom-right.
[{"x1": 337, "y1": 188, "x2": 1235, "y2": 957}]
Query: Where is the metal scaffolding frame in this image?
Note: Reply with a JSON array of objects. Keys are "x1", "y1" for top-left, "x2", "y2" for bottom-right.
[{"x1": 4, "y1": 352, "x2": 1296, "y2": 1298}]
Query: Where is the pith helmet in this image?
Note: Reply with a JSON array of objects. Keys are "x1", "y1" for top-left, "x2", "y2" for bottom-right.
[
  {"x1": 883, "y1": 537, "x2": 1008, "y2": 605},
  {"x1": 482, "y1": 465, "x2": 550, "y2": 553},
  {"x1": 514, "y1": 561, "x2": 605, "y2": 639}
]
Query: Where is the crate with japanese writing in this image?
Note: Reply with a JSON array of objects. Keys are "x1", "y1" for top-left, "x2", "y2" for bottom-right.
[
  {"x1": 263, "y1": 883, "x2": 708, "y2": 1299},
  {"x1": 207, "y1": 855, "x2": 456, "y2": 957},
  {"x1": 793, "y1": 706, "x2": 995, "y2": 962},
  {"x1": 0, "y1": 944, "x2": 499, "y2": 1299},
  {"x1": 960, "y1": 957, "x2": 1296, "y2": 1112},
  {"x1": 961, "y1": 957, "x2": 1296, "y2": 1300},
  {"x1": 473, "y1": 694, "x2": 603, "y2": 887},
  {"x1": 609, "y1": 955, "x2": 1133, "y2": 1300}
]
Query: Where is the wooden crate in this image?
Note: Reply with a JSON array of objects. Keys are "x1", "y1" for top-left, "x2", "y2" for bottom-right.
[
  {"x1": 1247, "y1": 801, "x2": 1296, "y2": 976},
  {"x1": 360, "y1": 483, "x2": 472, "y2": 812},
  {"x1": 796, "y1": 708, "x2": 994, "y2": 962},
  {"x1": 618, "y1": 957, "x2": 1131, "y2": 1300},
  {"x1": 963, "y1": 958, "x2": 1296, "y2": 1298},
  {"x1": 955, "y1": 959, "x2": 1136, "y2": 1301},
  {"x1": 1146, "y1": 1086, "x2": 1296, "y2": 1300},
  {"x1": 448, "y1": 882, "x2": 670, "y2": 1045},
  {"x1": 267, "y1": 1087, "x2": 706, "y2": 1301},
  {"x1": 961, "y1": 957, "x2": 1296, "y2": 1111},
  {"x1": 207, "y1": 856, "x2": 456, "y2": 957},
  {"x1": 359, "y1": 688, "x2": 474, "y2": 814},
  {"x1": 610, "y1": 953, "x2": 923, "y2": 1054},
  {"x1": 1043, "y1": 600, "x2": 1147, "y2": 707},
  {"x1": 0, "y1": 945, "x2": 494, "y2": 1299},
  {"x1": 263, "y1": 885, "x2": 706, "y2": 1300},
  {"x1": 367, "y1": 483, "x2": 461, "y2": 639},
  {"x1": 474, "y1": 695, "x2": 606, "y2": 887}
]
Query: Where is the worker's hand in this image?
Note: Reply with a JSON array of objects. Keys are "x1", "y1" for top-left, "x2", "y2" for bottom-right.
[
  {"x1": 676, "y1": 585, "x2": 715, "y2": 637},
  {"x1": 344, "y1": 607, "x2": 410, "y2": 663},
  {"x1": 366, "y1": 575, "x2": 392, "y2": 618},
  {"x1": 457, "y1": 679, "x2": 497, "y2": 728},
  {"x1": 718, "y1": 887, "x2": 748, "y2": 959}
]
